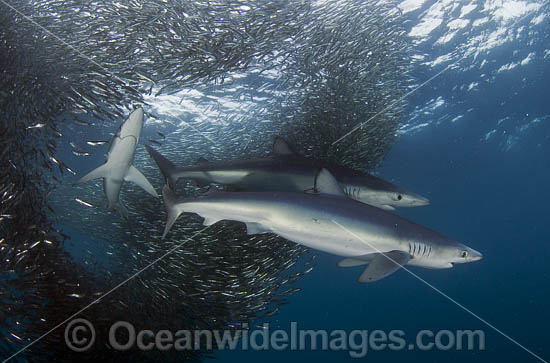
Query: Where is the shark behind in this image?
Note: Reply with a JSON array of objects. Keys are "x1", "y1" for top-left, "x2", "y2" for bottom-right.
[
  {"x1": 161, "y1": 169, "x2": 482, "y2": 283},
  {"x1": 146, "y1": 137, "x2": 429, "y2": 211},
  {"x1": 75, "y1": 108, "x2": 158, "y2": 219}
]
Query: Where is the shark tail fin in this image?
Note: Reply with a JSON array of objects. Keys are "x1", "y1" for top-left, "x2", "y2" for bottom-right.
[
  {"x1": 162, "y1": 185, "x2": 186, "y2": 239},
  {"x1": 75, "y1": 163, "x2": 109, "y2": 184},
  {"x1": 109, "y1": 201, "x2": 134, "y2": 232},
  {"x1": 108, "y1": 200, "x2": 129, "y2": 220},
  {"x1": 145, "y1": 145, "x2": 178, "y2": 189}
]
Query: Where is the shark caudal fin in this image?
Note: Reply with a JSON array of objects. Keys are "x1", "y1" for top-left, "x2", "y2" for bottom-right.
[
  {"x1": 108, "y1": 200, "x2": 134, "y2": 232},
  {"x1": 107, "y1": 200, "x2": 129, "y2": 220},
  {"x1": 162, "y1": 185, "x2": 186, "y2": 239},
  {"x1": 145, "y1": 145, "x2": 179, "y2": 189},
  {"x1": 75, "y1": 163, "x2": 109, "y2": 184}
]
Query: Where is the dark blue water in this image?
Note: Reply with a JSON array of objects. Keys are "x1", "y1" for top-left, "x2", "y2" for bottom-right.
[{"x1": 217, "y1": 85, "x2": 550, "y2": 361}]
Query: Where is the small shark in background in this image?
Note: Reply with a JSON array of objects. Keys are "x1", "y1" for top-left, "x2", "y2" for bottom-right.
[
  {"x1": 75, "y1": 108, "x2": 158, "y2": 219},
  {"x1": 160, "y1": 168, "x2": 482, "y2": 283},
  {"x1": 146, "y1": 137, "x2": 429, "y2": 211}
]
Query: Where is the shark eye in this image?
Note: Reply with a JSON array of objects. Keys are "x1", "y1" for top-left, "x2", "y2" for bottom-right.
[
  {"x1": 397, "y1": 194, "x2": 403, "y2": 201},
  {"x1": 461, "y1": 251, "x2": 468, "y2": 258}
]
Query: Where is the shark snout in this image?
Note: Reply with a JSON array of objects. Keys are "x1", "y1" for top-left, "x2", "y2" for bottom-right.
[
  {"x1": 413, "y1": 195, "x2": 430, "y2": 206},
  {"x1": 468, "y1": 247, "x2": 483, "y2": 261},
  {"x1": 465, "y1": 246, "x2": 483, "y2": 262},
  {"x1": 407, "y1": 193, "x2": 430, "y2": 207}
]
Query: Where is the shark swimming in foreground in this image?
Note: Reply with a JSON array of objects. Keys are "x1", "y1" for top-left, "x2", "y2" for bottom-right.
[
  {"x1": 146, "y1": 137, "x2": 429, "y2": 211},
  {"x1": 160, "y1": 168, "x2": 482, "y2": 282},
  {"x1": 75, "y1": 108, "x2": 158, "y2": 219}
]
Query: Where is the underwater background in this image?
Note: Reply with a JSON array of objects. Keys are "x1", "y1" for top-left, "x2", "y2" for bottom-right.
[
  {"x1": 222, "y1": 2, "x2": 550, "y2": 361},
  {"x1": 1, "y1": 0, "x2": 549, "y2": 362}
]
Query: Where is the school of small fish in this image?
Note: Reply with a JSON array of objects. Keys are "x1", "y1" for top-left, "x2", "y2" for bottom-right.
[{"x1": 0, "y1": 0, "x2": 411, "y2": 360}]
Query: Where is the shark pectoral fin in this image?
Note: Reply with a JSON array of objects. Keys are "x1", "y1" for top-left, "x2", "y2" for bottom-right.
[
  {"x1": 337, "y1": 255, "x2": 376, "y2": 267},
  {"x1": 273, "y1": 136, "x2": 297, "y2": 156},
  {"x1": 75, "y1": 163, "x2": 109, "y2": 184},
  {"x1": 125, "y1": 165, "x2": 159, "y2": 198},
  {"x1": 314, "y1": 168, "x2": 346, "y2": 197},
  {"x1": 245, "y1": 222, "x2": 271, "y2": 235},
  {"x1": 358, "y1": 250, "x2": 411, "y2": 283},
  {"x1": 338, "y1": 258, "x2": 369, "y2": 267}
]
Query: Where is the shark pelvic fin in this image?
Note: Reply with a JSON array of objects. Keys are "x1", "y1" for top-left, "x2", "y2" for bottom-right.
[
  {"x1": 108, "y1": 200, "x2": 129, "y2": 221},
  {"x1": 125, "y1": 165, "x2": 159, "y2": 198},
  {"x1": 75, "y1": 163, "x2": 109, "y2": 184},
  {"x1": 245, "y1": 222, "x2": 271, "y2": 235},
  {"x1": 273, "y1": 136, "x2": 297, "y2": 156},
  {"x1": 314, "y1": 168, "x2": 346, "y2": 197},
  {"x1": 195, "y1": 157, "x2": 210, "y2": 165},
  {"x1": 358, "y1": 250, "x2": 411, "y2": 283},
  {"x1": 146, "y1": 145, "x2": 178, "y2": 188}
]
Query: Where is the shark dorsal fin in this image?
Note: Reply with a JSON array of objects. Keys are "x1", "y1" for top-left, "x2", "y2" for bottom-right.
[
  {"x1": 195, "y1": 157, "x2": 210, "y2": 165},
  {"x1": 314, "y1": 168, "x2": 346, "y2": 197},
  {"x1": 273, "y1": 136, "x2": 296, "y2": 156}
]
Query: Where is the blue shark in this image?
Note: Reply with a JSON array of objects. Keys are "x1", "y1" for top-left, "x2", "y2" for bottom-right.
[
  {"x1": 161, "y1": 168, "x2": 481, "y2": 282},
  {"x1": 75, "y1": 108, "x2": 158, "y2": 219},
  {"x1": 146, "y1": 137, "x2": 429, "y2": 210}
]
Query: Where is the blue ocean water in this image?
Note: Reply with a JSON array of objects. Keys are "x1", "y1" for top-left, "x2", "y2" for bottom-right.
[
  {"x1": 216, "y1": 107, "x2": 550, "y2": 362},
  {"x1": 3, "y1": 1, "x2": 549, "y2": 362}
]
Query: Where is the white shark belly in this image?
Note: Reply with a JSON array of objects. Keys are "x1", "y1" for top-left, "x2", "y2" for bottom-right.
[
  {"x1": 234, "y1": 171, "x2": 313, "y2": 192},
  {"x1": 103, "y1": 137, "x2": 135, "y2": 204},
  {"x1": 207, "y1": 170, "x2": 253, "y2": 184},
  {"x1": 107, "y1": 137, "x2": 136, "y2": 176}
]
